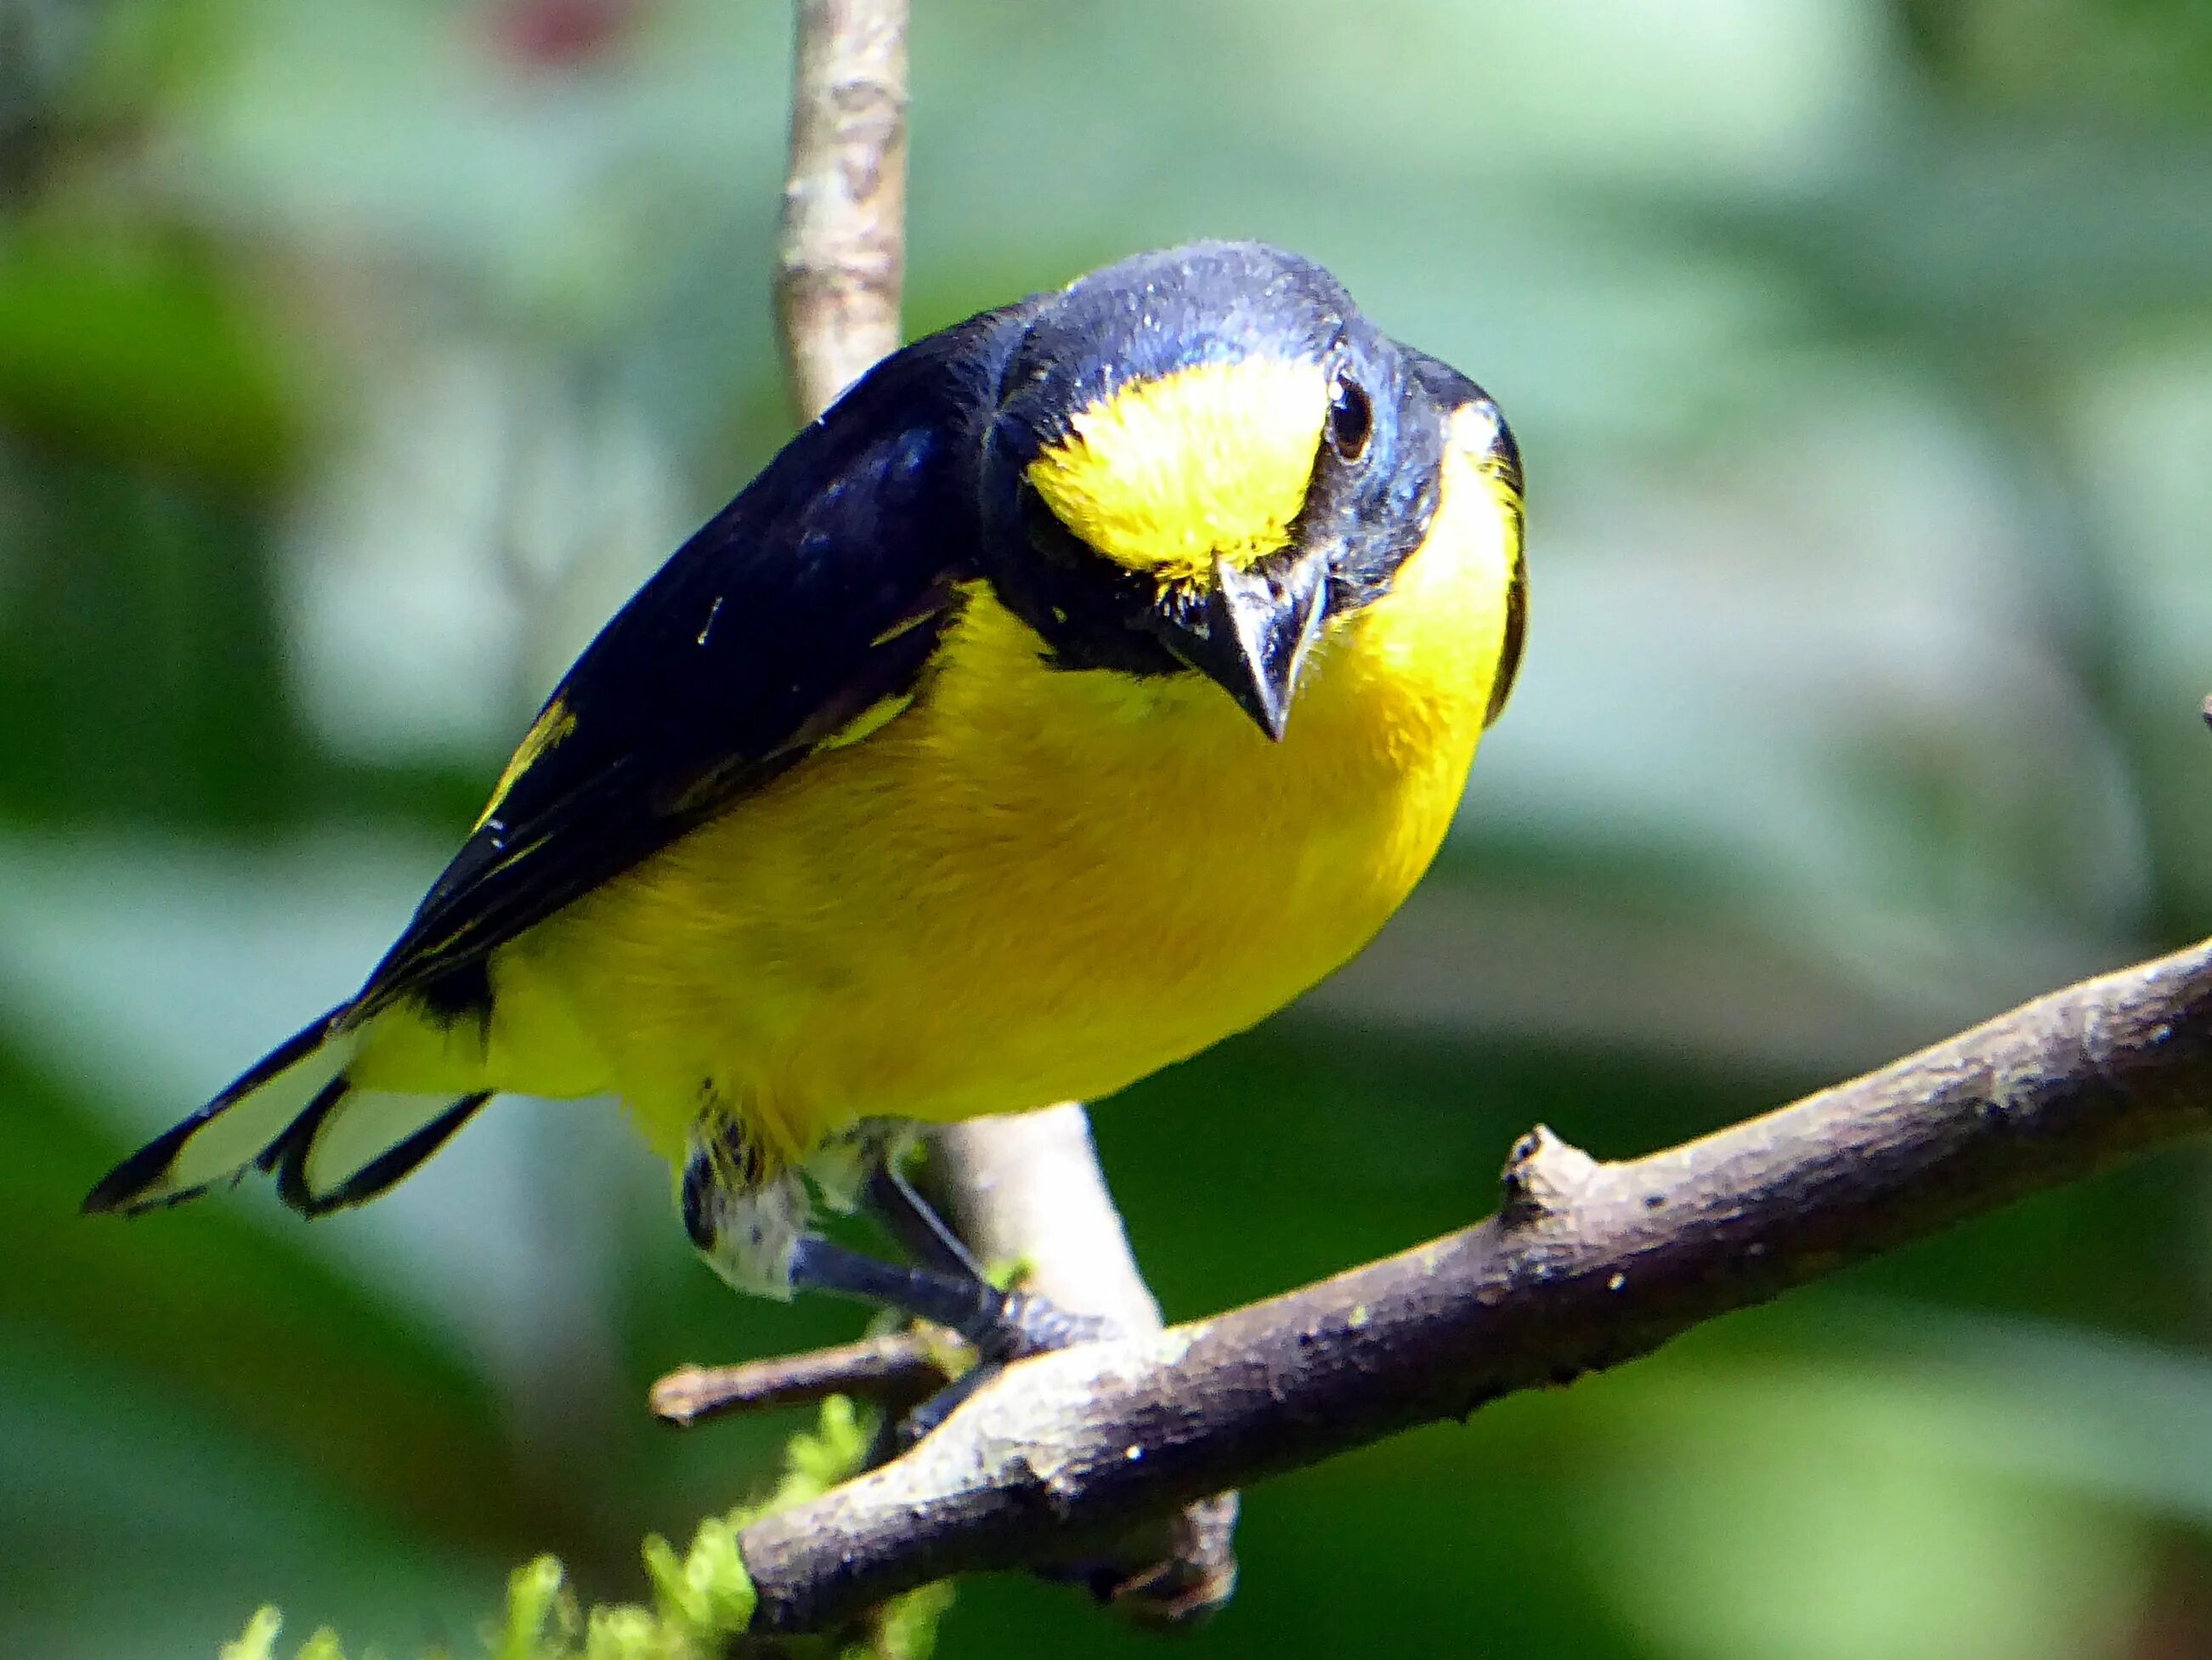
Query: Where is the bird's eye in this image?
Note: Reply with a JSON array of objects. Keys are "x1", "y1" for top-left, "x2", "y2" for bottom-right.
[{"x1": 1327, "y1": 374, "x2": 1372, "y2": 462}]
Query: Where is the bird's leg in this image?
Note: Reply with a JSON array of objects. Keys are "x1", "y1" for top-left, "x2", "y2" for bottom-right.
[
  {"x1": 851, "y1": 1141, "x2": 1120, "y2": 1448},
  {"x1": 863, "y1": 1152, "x2": 987, "y2": 1280},
  {"x1": 785, "y1": 1234, "x2": 1009, "y2": 1347},
  {"x1": 681, "y1": 1115, "x2": 1112, "y2": 1450},
  {"x1": 682, "y1": 1120, "x2": 1112, "y2": 1360},
  {"x1": 788, "y1": 1226, "x2": 1116, "y2": 1361},
  {"x1": 787, "y1": 1231, "x2": 1115, "y2": 1449}
]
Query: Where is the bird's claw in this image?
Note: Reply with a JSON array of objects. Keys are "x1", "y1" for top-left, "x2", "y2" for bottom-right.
[
  {"x1": 979, "y1": 1289, "x2": 1118, "y2": 1362},
  {"x1": 893, "y1": 1290, "x2": 1118, "y2": 1449}
]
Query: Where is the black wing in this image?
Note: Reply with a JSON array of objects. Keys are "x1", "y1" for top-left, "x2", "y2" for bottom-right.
[{"x1": 354, "y1": 301, "x2": 1043, "y2": 1020}]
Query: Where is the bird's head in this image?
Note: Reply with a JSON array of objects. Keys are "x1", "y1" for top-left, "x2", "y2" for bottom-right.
[{"x1": 979, "y1": 241, "x2": 1492, "y2": 740}]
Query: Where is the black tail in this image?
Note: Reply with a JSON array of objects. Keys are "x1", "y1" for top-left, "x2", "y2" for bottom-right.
[
  {"x1": 84, "y1": 1009, "x2": 489, "y2": 1217},
  {"x1": 265, "y1": 1081, "x2": 489, "y2": 1215}
]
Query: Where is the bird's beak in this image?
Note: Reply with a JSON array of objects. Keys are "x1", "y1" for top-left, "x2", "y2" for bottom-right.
[{"x1": 1157, "y1": 547, "x2": 1331, "y2": 741}]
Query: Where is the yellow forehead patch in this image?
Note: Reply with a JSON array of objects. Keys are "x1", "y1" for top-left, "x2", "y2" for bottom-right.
[{"x1": 1024, "y1": 356, "x2": 1328, "y2": 582}]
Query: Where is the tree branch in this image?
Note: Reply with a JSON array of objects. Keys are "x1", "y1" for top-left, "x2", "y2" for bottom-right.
[{"x1": 734, "y1": 932, "x2": 2212, "y2": 1634}]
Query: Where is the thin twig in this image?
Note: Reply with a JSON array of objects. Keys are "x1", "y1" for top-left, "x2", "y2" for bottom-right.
[
  {"x1": 733, "y1": 934, "x2": 2212, "y2": 1634},
  {"x1": 650, "y1": 1332, "x2": 951, "y2": 1426},
  {"x1": 776, "y1": 0, "x2": 908, "y2": 421}
]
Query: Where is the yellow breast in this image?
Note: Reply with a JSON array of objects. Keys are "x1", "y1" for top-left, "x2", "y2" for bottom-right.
[{"x1": 456, "y1": 427, "x2": 1519, "y2": 1169}]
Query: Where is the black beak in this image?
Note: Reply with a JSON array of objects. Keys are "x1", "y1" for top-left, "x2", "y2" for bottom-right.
[{"x1": 1153, "y1": 548, "x2": 1331, "y2": 741}]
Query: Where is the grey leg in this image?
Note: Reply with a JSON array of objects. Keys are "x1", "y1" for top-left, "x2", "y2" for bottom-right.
[
  {"x1": 682, "y1": 1116, "x2": 1112, "y2": 1449},
  {"x1": 786, "y1": 1233, "x2": 1112, "y2": 1361},
  {"x1": 864, "y1": 1154, "x2": 987, "y2": 1281}
]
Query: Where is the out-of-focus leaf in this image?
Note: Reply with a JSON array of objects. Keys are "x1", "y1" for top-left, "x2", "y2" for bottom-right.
[
  {"x1": 1689, "y1": 130, "x2": 2212, "y2": 332},
  {"x1": 0, "y1": 225, "x2": 302, "y2": 490},
  {"x1": 0, "y1": 1330, "x2": 489, "y2": 1660},
  {"x1": 0, "y1": 456, "x2": 303, "y2": 828},
  {"x1": 0, "y1": 1031, "x2": 585, "y2": 1561},
  {"x1": 163, "y1": 0, "x2": 790, "y2": 333},
  {"x1": 1898, "y1": 0, "x2": 2212, "y2": 121},
  {"x1": 1867, "y1": 1305, "x2": 2212, "y2": 1524},
  {"x1": 1578, "y1": 1363, "x2": 2151, "y2": 1660}
]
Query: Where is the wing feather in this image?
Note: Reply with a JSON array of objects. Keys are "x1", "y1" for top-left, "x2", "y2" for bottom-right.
[{"x1": 355, "y1": 301, "x2": 1042, "y2": 1017}]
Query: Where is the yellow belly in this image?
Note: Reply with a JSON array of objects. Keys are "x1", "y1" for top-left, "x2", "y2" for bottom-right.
[{"x1": 362, "y1": 441, "x2": 1517, "y2": 1170}]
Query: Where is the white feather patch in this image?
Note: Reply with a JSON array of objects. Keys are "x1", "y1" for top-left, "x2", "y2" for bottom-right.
[
  {"x1": 297, "y1": 1087, "x2": 470, "y2": 1201},
  {"x1": 153, "y1": 1035, "x2": 354, "y2": 1201}
]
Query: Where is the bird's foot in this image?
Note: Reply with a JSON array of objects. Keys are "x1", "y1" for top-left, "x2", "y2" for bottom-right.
[
  {"x1": 785, "y1": 1234, "x2": 1113, "y2": 1353},
  {"x1": 980, "y1": 1287, "x2": 1117, "y2": 1361},
  {"x1": 894, "y1": 1290, "x2": 1118, "y2": 1449},
  {"x1": 783, "y1": 1230, "x2": 1117, "y2": 1449}
]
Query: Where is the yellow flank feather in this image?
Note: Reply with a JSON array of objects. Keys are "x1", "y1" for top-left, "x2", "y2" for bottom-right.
[
  {"x1": 474, "y1": 698, "x2": 575, "y2": 830},
  {"x1": 1024, "y1": 358, "x2": 1327, "y2": 581},
  {"x1": 348, "y1": 408, "x2": 1521, "y2": 1177}
]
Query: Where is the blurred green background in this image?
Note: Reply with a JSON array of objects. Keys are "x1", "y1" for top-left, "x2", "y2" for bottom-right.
[{"x1": 5, "y1": 0, "x2": 2212, "y2": 1655}]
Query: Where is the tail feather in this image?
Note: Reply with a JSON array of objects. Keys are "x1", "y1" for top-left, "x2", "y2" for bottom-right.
[
  {"x1": 268, "y1": 1082, "x2": 489, "y2": 1215},
  {"x1": 83, "y1": 1009, "x2": 490, "y2": 1218},
  {"x1": 83, "y1": 1011, "x2": 354, "y2": 1215}
]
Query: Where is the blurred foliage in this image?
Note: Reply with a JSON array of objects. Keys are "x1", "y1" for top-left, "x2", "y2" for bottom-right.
[
  {"x1": 223, "y1": 1397, "x2": 952, "y2": 1660},
  {"x1": 2, "y1": 1, "x2": 2210, "y2": 1657}
]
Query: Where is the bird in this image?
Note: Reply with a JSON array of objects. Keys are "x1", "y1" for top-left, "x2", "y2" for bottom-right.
[{"x1": 85, "y1": 241, "x2": 1526, "y2": 1357}]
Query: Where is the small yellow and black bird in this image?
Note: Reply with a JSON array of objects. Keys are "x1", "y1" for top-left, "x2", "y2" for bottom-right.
[{"x1": 87, "y1": 241, "x2": 1525, "y2": 1352}]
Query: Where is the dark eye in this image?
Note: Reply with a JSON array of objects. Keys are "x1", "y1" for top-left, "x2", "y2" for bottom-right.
[{"x1": 1327, "y1": 374, "x2": 1372, "y2": 461}]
